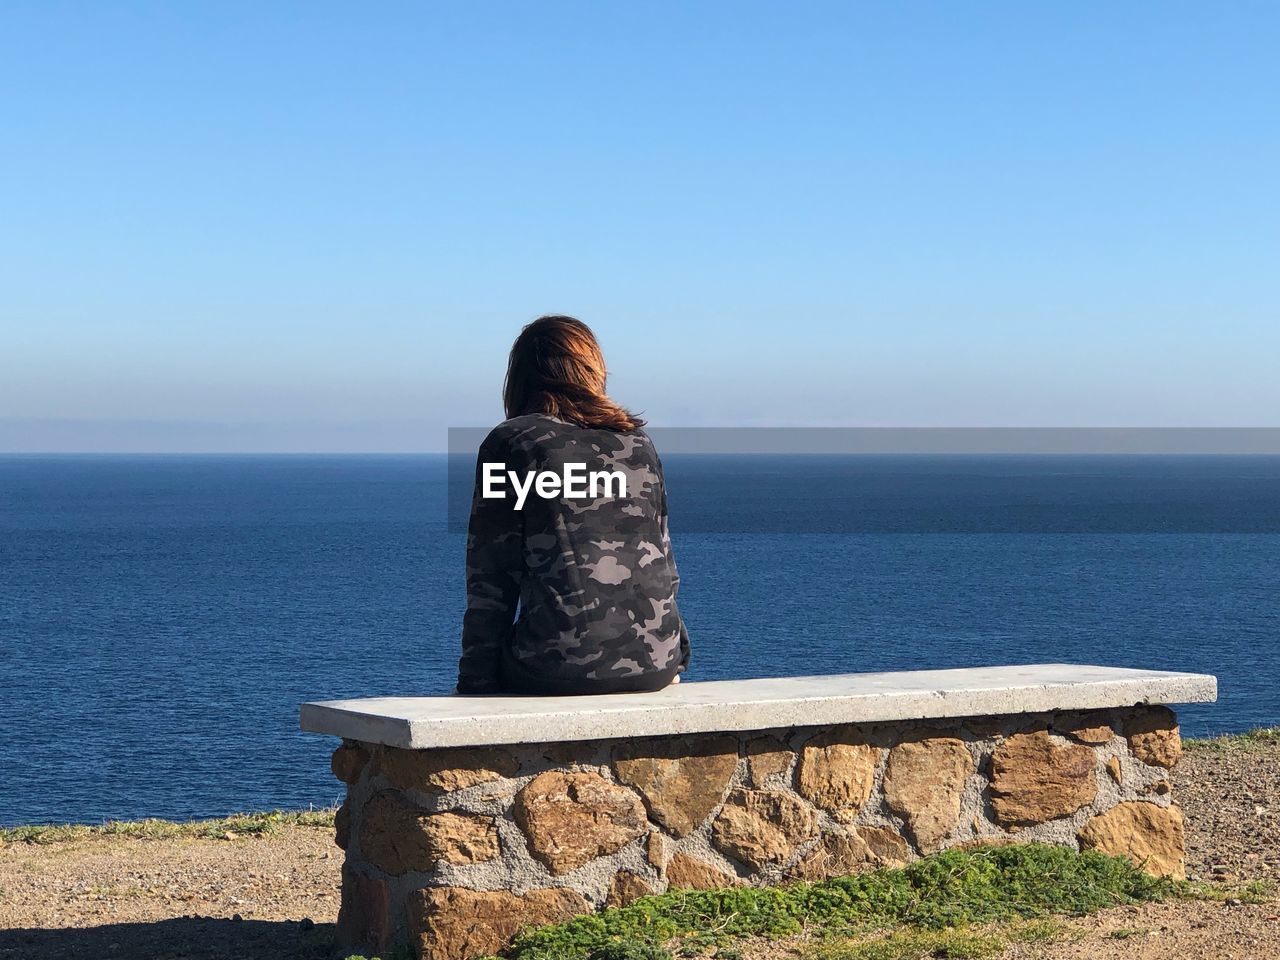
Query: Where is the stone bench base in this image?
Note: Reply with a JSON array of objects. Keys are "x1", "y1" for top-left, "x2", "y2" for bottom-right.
[{"x1": 328, "y1": 705, "x2": 1185, "y2": 960}]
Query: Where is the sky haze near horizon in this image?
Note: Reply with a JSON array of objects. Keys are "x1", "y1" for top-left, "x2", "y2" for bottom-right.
[{"x1": 3, "y1": 2, "x2": 1279, "y2": 452}]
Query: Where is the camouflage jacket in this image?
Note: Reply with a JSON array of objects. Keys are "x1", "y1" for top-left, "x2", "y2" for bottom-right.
[{"x1": 457, "y1": 414, "x2": 689, "y2": 693}]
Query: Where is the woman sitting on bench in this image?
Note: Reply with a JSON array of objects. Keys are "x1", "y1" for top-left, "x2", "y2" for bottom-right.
[{"x1": 456, "y1": 315, "x2": 690, "y2": 695}]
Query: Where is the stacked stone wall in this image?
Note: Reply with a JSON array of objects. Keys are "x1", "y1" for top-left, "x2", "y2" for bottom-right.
[{"x1": 330, "y1": 705, "x2": 1185, "y2": 960}]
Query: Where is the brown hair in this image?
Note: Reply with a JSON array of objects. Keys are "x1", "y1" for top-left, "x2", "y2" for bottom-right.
[{"x1": 503, "y1": 315, "x2": 644, "y2": 432}]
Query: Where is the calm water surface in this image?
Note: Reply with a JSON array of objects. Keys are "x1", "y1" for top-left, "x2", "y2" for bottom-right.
[{"x1": 2, "y1": 454, "x2": 1277, "y2": 825}]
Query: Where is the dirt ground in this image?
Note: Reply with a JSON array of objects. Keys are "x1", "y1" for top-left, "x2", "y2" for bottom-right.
[
  {"x1": 1001, "y1": 898, "x2": 1280, "y2": 959},
  {"x1": 0, "y1": 825, "x2": 339, "y2": 959},
  {"x1": 2, "y1": 740, "x2": 1277, "y2": 960},
  {"x1": 998, "y1": 738, "x2": 1280, "y2": 960}
]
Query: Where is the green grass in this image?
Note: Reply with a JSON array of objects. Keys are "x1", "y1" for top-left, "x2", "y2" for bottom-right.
[
  {"x1": 1182, "y1": 878, "x2": 1273, "y2": 904},
  {"x1": 807, "y1": 918, "x2": 1071, "y2": 960},
  {"x1": 341, "y1": 843, "x2": 1276, "y2": 960},
  {"x1": 0, "y1": 808, "x2": 336, "y2": 844},
  {"x1": 499, "y1": 844, "x2": 1177, "y2": 960},
  {"x1": 1185, "y1": 727, "x2": 1280, "y2": 752}
]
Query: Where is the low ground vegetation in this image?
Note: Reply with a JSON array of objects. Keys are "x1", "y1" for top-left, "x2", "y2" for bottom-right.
[
  {"x1": 0, "y1": 808, "x2": 336, "y2": 845},
  {"x1": 341, "y1": 842, "x2": 1268, "y2": 960},
  {"x1": 1184, "y1": 727, "x2": 1280, "y2": 752}
]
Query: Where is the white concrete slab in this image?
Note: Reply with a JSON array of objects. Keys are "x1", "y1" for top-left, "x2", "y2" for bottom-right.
[{"x1": 299, "y1": 664, "x2": 1216, "y2": 749}]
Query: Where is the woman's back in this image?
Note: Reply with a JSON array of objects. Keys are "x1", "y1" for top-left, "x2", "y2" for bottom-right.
[{"x1": 458, "y1": 413, "x2": 688, "y2": 694}]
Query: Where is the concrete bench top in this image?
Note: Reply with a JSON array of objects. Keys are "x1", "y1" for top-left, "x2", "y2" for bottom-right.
[{"x1": 300, "y1": 663, "x2": 1216, "y2": 750}]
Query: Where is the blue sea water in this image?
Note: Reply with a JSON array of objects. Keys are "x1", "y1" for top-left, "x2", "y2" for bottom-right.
[{"x1": 2, "y1": 454, "x2": 1278, "y2": 826}]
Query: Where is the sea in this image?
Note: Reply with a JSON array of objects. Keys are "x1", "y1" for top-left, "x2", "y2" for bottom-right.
[{"x1": 2, "y1": 454, "x2": 1278, "y2": 827}]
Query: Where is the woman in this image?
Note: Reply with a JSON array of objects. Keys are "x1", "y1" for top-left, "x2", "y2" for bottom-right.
[{"x1": 457, "y1": 315, "x2": 690, "y2": 695}]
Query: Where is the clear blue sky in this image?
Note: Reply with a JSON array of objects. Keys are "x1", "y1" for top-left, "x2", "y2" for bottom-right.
[{"x1": 2, "y1": 2, "x2": 1278, "y2": 451}]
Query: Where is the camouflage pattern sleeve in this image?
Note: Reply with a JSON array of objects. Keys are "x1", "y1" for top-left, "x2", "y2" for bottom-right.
[{"x1": 456, "y1": 432, "x2": 524, "y2": 693}]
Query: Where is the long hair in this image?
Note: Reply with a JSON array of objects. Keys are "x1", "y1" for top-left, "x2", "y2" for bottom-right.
[{"x1": 503, "y1": 316, "x2": 644, "y2": 432}]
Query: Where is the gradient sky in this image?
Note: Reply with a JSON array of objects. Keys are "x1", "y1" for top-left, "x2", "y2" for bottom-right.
[{"x1": 3, "y1": 2, "x2": 1278, "y2": 451}]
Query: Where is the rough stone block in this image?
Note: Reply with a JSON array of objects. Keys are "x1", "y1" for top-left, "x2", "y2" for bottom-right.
[
  {"x1": 1125, "y1": 706, "x2": 1182, "y2": 769},
  {"x1": 378, "y1": 745, "x2": 518, "y2": 793},
  {"x1": 423, "y1": 811, "x2": 500, "y2": 865},
  {"x1": 332, "y1": 742, "x2": 371, "y2": 784},
  {"x1": 786, "y1": 826, "x2": 909, "y2": 880},
  {"x1": 989, "y1": 730, "x2": 1097, "y2": 826},
  {"x1": 359, "y1": 800, "x2": 496, "y2": 876},
  {"x1": 408, "y1": 886, "x2": 589, "y2": 960},
  {"x1": 795, "y1": 727, "x2": 878, "y2": 813},
  {"x1": 513, "y1": 770, "x2": 648, "y2": 874},
  {"x1": 1051, "y1": 713, "x2": 1114, "y2": 746},
  {"x1": 883, "y1": 735, "x2": 973, "y2": 853},
  {"x1": 606, "y1": 870, "x2": 656, "y2": 906},
  {"x1": 1078, "y1": 801, "x2": 1185, "y2": 878},
  {"x1": 334, "y1": 801, "x2": 351, "y2": 850},
  {"x1": 359, "y1": 791, "x2": 435, "y2": 875},
  {"x1": 746, "y1": 735, "x2": 793, "y2": 785},
  {"x1": 646, "y1": 831, "x2": 669, "y2": 868},
  {"x1": 1105, "y1": 756, "x2": 1123, "y2": 784},
  {"x1": 612, "y1": 735, "x2": 739, "y2": 837},
  {"x1": 665, "y1": 852, "x2": 740, "y2": 889},
  {"x1": 712, "y1": 787, "x2": 820, "y2": 870}
]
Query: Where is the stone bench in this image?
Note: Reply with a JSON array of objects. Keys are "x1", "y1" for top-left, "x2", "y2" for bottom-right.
[{"x1": 300, "y1": 663, "x2": 1216, "y2": 960}]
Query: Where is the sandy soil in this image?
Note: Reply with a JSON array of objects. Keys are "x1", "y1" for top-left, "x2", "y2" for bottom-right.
[
  {"x1": 1002, "y1": 898, "x2": 1280, "y2": 959},
  {"x1": 1006, "y1": 739, "x2": 1280, "y2": 960},
  {"x1": 1177, "y1": 740, "x2": 1280, "y2": 884},
  {"x1": 0, "y1": 825, "x2": 339, "y2": 959},
  {"x1": 1, "y1": 741, "x2": 1276, "y2": 960}
]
